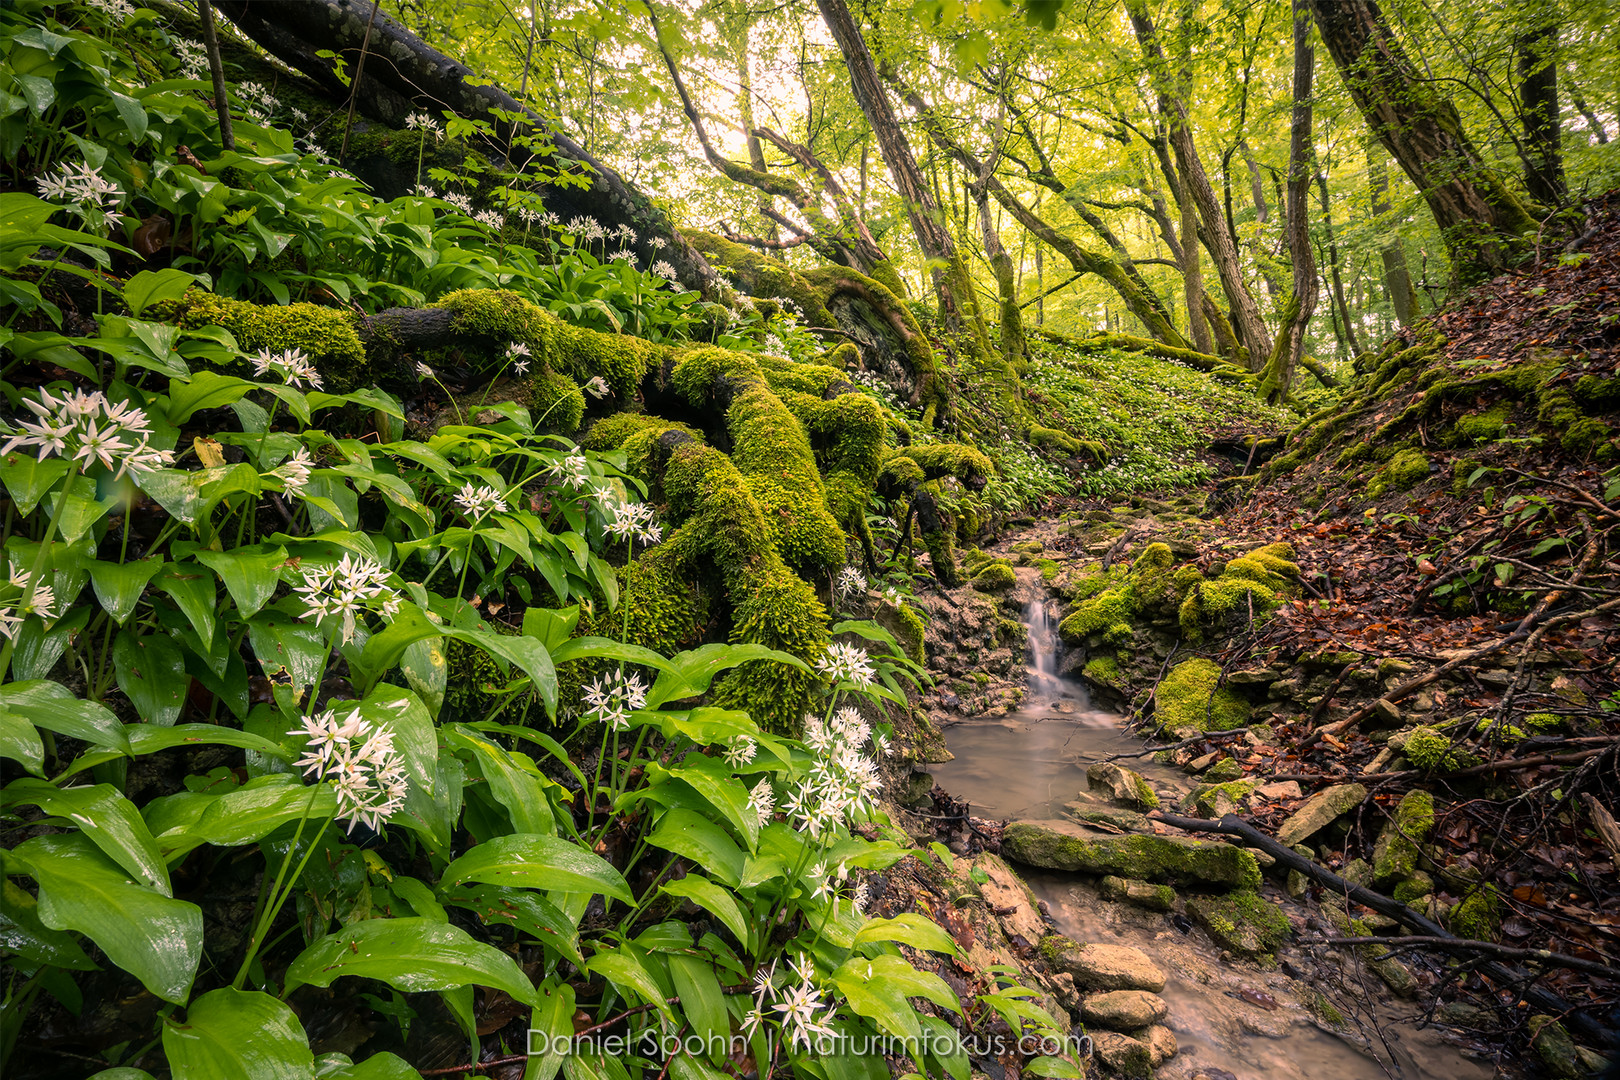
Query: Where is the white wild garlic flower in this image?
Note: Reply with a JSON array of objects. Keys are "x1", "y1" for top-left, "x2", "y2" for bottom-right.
[
  {"x1": 1, "y1": 387, "x2": 173, "y2": 478},
  {"x1": 271, "y1": 448, "x2": 314, "y2": 494},
  {"x1": 545, "y1": 452, "x2": 589, "y2": 488},
  {"x1": 250, "y1": 346, "x2": 323, "y2": 390},
  {"x1": 582, "y1": 375, "x2": 609, "y2": 399},
  {"x1": 581, "y1": 670, "x2": 647, "y2": 733},
  {"x1": 404, "y1": 111, "x2": 443, "y2": 138},
  {"x1": 293, "y1": 554, "x2": 401, "y2": 645},
  {"x1": 816, "y1": 642, "x2": 875, "y2": 688},
  {"x1": 35, "y1": 161, "x2": 125, "y2": 227},
  {"x1": 747, "y1": 778, "x2": 775, "y2": 827},
  {"x1": 722, "y1": 736, "x2": 756, "y2": 769},
  {"x1": 453, "y1": 481, "x2": 507, "y2": 522},
  {"x1": 835, "y1": 566, "x2": 867, "y2": 599},
  {"x1": 415, "y1": 362, "x2": 435, "y2": 380},
  {"x1": 289, "y1": 708, "x2": 409, "y2": 833},
  {"x1": 649, "y1": 259, "x2": 678, "y2": 281}
]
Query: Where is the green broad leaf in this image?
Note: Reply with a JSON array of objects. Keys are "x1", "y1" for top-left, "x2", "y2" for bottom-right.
[
  {"x1": 356, "y1": 604, "x2": 441, "y2": 682},
  {"x1": 835, "y1": 954, "x2": 961, "y2": 1016},
  {"x1": 1023, "y1": 1058, "x2": 1084, "y2": 1079},
  {"x1": 524, "y1": 980, "x2": 576, "y2": 1080},
  {"x1": 0, "y1": 191, "x2": 58, "y2": 236},
  {"x1": 311, "y1": 1051, "x2": 420, "y2": 1079},
  {"x1": 445, "y1": 627, "x2": 558, "y2": 720},
  {"x1": 166, "y1": 371, "x2": 256, "y2": 424},
  {"x1": 154, "y1": 562, "x2": 217, "y2": 646},
  {"x1": 853, "y1": 913, "x2": 958, "y2": 955},
  {"x1": 0, "y1": 681, "x2": 129, "y2": 754},
  {"x1": 44, "y1": 479, "x2": 112, "y2": 544},
  {"x1": 13, "y1": 832, "x2": 201, "y2": 1004},
  {"x1": 647, "y1": 808, "x2": 744, "y2": 887},
  {"x1": 441, "y1": 882, "x2": 583, "y2": 965},
  {"x1": 123, "y1": 269, "x2": 200, "y2": 318},
  {"x1": 10, "y1": 606, "x2": 88, "y2": 682},
  {"x1": 441, "y1": 834, "x2": 632, "y2": 905},
  {"x1": 520, "y1": 606, "x2": 580, "y2": 651},
  {"x1": 667, "y1": 953, "x2": 728, "y2": 1048},
  {"x1": 548, "y1": 636, "x2": 673, "y2": 672},
  {"x1": 88, "y1": 557, "x2": 164, "y2": 624},
  {"x1": 387, "y1": 876, "x2": 447, "y2": 923},
  {"x1": 247, "y1": 610, "x2": 326, "y2": 698},
  {"x1": 108, "y1": 91, "x2": 149, "y2": 141},
  {"x1": 446, "y1": 726, "x2": 553, "y2": 835},
  {"x1": 354, "y1": 685, "x2": 438, "y2": 796},
  {"x1": 61, "y1": 723, "x2": 289, "y2": 780},
  {"x1": 469, "y1": 722, "x2": 587, "y2": 791},
  {"x1": 137, "y1": 468, "x2": 205, "y2": 524},
  {"x1": 163, "y1": 988, "x2": 313, "y2": 1080},
  {"x1": 195, "y1": 546, "x2": 286, "y2": 619},
  {"x1": 658, "y1": 877, "x2": 750, "y2": 950},
  {"x1": 663, "y1": 754, "x2": 758, "y2": 851},
  {"x1": 0, "y1": 455, "x2": 70, "y2": 515},
  {"x1": 0, "y1": 708, "x2": 45, "y2": 775},
  {"x1": 86, "y1": 1071, "x2": 158, "y2": 1080},
  {"x1": 285, "y1": 917, "x2": 537, "y2": 1005},
  {"x1": 0, "y1": 878, "x2": 96, "y2": 970},
  {"x1": 4, "y1": 779, "x2": 170, "y2": 894},
  {"x1": 113, "y1": 631, "x2": 189, "y2": 726},
  {"x1": 153, "y1": 775, "x2": 336, "y2": 859},
  {"x1": 644, "y1": 643, "x2": 808, "y2": 709},
  {"x1": 400, "y1": 635, "x2": 447, "y2": 719},
  {"x1": 583, "y1": 948, "x2": 672, "y2": 1018},
  {"x1": 920, "y1": 1015, "x2": 969, "y2": 1080},
  {"x1": 831, "y1": 968, "x2": 920, "y2": 1043}
]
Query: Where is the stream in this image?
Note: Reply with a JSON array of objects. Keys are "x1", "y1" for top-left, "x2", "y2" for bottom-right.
[{"x1": 931, "y1": 601, "x2": 1500, "y2": 1080}]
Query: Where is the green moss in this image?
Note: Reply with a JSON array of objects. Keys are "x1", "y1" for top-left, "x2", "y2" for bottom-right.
[
  {"x1": 1452, "y1": 404, "x2": 1512, "y2": 442},
  {"x1": 1182, "y1": 779, "x2": 1257, "y2": 816},
  {"x1": 617, "y1": 545, "x2": 705, "y2": 656},
  {"x1": 1383, "y1": 448, "x2": 1432, "y2": 490},
  {"x1": 1179, "y1": 575, "x2": 1279, "y2": 639},
  {"x1": 531, "y1": 367, "x2": 585, "y2": 432},
  {"x1": 1186, "y1": 889, "x2": 1291, "y2": 957},
  {"x1": 1203, "y1": 757, "x2": 1245, "y2": 783},
  {"x1": 179, "y1": 292, "x2": 369, "y2": 389},
  {"x1": 1524, "y1": 711, "x2": 1567, "y2": 733},
  {"x1": 885, "y1": 600, "x2": 926, "y2": 664},
  {"x1": 1082, "y1": 655, "x2": 1122, "y2": 686},
  {"x1": 1002, "y1": 824, "x2": 1262, "y2": 890},
  {"x1": 1156, "y1": 658, "x2": 1252, "y2": 734},
  {"x1": 1372, "y1": 790, "x2": 1435, "y2": 884},
  {"x1": 971, "y1": 561, "x2": 1016, "y2": 592},
  {"x1": 1447, "y1": 885, "x2": 1500, "y2": 941},
  {"x1": 442, "y1": 636, "x2": 512, "y2": 726},
  {"x1": 1403, "y1": 726, "x2": 1460, "y2": 770},
  {"x1": 1572, "y1": 373, "x2": 1620, "y2": 410},
  {"x1": 1028, "y1": 424, "x2": 1082, "y2": 454},
  {"x1": 713, "y1": 551, "x2": 828, "y2": 735},
  {"x1": 1034, "y1": 558, "x2": 1060, "y2": 582},
  {"x1": 1058, "y1": 588, "x2": 1133, "y2": 645},
  {"x1": 1392, "y1": 871, "x2": 1435, "y2": 905}
]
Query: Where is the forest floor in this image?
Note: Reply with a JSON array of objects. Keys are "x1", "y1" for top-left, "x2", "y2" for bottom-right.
[{"x1": 886, "y1": 193, "x2": 1620, "y2": 1078}]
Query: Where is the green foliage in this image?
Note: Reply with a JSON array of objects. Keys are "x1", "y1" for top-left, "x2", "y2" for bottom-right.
[{"x1": 1155, "y1": 659, "x2": 1253, "y2": 734}]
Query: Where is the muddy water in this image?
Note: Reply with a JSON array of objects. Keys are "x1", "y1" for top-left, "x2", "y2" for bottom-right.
[{"x1": 932, "y1": 603, "x2": 1498, "y2": 1080}]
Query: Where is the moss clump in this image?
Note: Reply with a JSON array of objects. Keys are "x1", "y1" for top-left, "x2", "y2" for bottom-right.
[
  {"x1": 1182, "y1": 780, "x2": 1257, "y2": 817},
  {"x1": 881, "y1": 600, "x2": 926, "y2": 664},
  {"x1": 1403, "y1": 726, "x2": 1460, "y2": 770},
  {"x1": 1203, "y1": 757, "x2": 1245, "y2": 783},
  {"x1": 617, "y1": 545, "x2": 706, "y2": 655},
  {"x1": 442, "y1": 636, "x2": 512, "y2": 726},
  {"x1": 1033, "y1": 558, "x2": 1060, "y2": 582},
  {"x1": 1156, "y1": 658, "x2": 1251, "y2": 734},
  {"x1": 531, "y1": 368, "x2": 585, "y2": 432},
  {"x1": 1447, "y1": 885, "x2": 1500, "y2": 941},
  {"x1": 1372, "y1": 790, "x2": 1435, "y2": 884},
  {"x1": 1028, "y1": 424, "x2": 1082, "y2": 454},
  {"x1": 1186, "y1": 889, "x2": 1291, "y2": 957},
  {"x1": 1082, "y1": 655, "x2": 1121, "y2": 686},
  {"x1": 971, "y1": 561, "x2": 1016, "y2": 592},
  {"x1": 179, "y1": 292, "x2": 369, "y2": 389},
  {"x1": 1452, "y1": 404, "x2": 1511, "y2": 442},
  {"x1": 1524, "y1": 711, "x2": 1567, "y2": 733},
  {"x1": 1179, "y1": 575, "x2": 1279, "y2": 639},
  {"x1": 1058, "y1": 588, "x2": 1133, "y2": 644},
  {"x1": 1392, "y1": 871, "x2": 1435, "y2": 904},
  {"x1": 1383, "y1": 448, "x2": 1432, "y2": 490},
  {"x1": 1002, "y1": 823, "x2": 1262, "y2": 890}
]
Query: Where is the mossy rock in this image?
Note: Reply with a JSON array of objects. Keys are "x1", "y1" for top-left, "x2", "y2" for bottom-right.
[
  {"x1": 1446, "y1": 885, "x2": 1500, "y2": 941},
  {"x1": 1154, "y1": 658, "x2": 1251, "y2": 735},
  {"x1": 178, "y1": 291, "x2": 371, "y2": 390},
  {"x1": 1058, "y1": 588, "x2": 1133, "y2": 645},
  {"x1": 1186, "y1": 890, "x2": 1291, "y2": 957},
  {"x1": 1082, "y1": 654, "x2": 1122, "y2": 689},
  {"x1": 1202, "y1": 757, "x2": 1245, "y2": 783},
  {"x1": 1451, "y1": 404, "x2": 1512, "y2": 442},
  {"x1": 1381, "y1": 448, "x2": 1432, "y2": 491},
  {"x1": 1001, "y1": 819, "x2": 1261, "y2": 889},
  {"x1": 1372, "y1": 790, "x2": 1435, "y2": 885},
  {"x1": 970, "y1": 560, "x2": 1016, "y2": 592},
  {"x1": 1402, "y1": 725, "x2": 1466, "y2": 770}
]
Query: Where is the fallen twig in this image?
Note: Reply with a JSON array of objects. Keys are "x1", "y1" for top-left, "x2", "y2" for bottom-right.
[{"x1": 1312, "y1": 936, "x2": 1620, "y2": 981}]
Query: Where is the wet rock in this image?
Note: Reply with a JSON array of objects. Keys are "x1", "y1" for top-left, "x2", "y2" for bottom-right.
[
  {"x1": 1086, "y1": 761, "x2": 1161, "y2": 810},
  {"x1": 1225, "y1": 667, "x2": 1275, "y2": 685},
  {"x1": 1202, "y1": 757, "x2": 1245, "y2": 783},
  {"x1": 1181, "y1": 781, "x2": 1256, "y2": 818},
  {"x1": 1185, "y1": 890, "x2": 1291, "y2": 957},
  {"x1": 1045, "y1": 938, "x2": 1167, "y2": 992},
  {"x1": 1050, "y1": 971, "x2": 1080, "y2": 1015},
  {"x1": 1089, "y1": 1030, "x2": 1153, "y2": 1076},
  {"x1": 1254, "y1": 780, "x2": 1302, "y2": 800},
  {"x1": 1285, "y1": 868, "x2": 1308, "y2": 899},
  {"x1": 1098, "y1": 875, "x2": 1176, "y2": 911},
  {"x1": 1186, "y1": 750, "x2": 1221, "y2": 773},
  {"x1": 966, "y1": 853, "x2": 1047, "y2": 943},
  {"x1": 1528, "y1": 1016, "x2": 1584, "y2": 1079},
  {"x1": 898, "y1": 771, "x2": 934, "y2": 809},
  {"x1": 1372, "y1": 698, "x2": 1403, "y2": 725},
  {"x1": 1082, "y1": 990, "x2": 1168, "y2": 1030},
  {"x1": 1275, "y1": 783, "x2": 1367, "y2": 847},
  {"x1": 1062, "y1": 803, "x2": 1150, "y2": 832},
  {"x1": 1003, "y1": 820, "x2": 1262, "y2": 889},
  {"x1": 1139, "y1": 1023, "x2": 1178, "y2": 1066},
  {"x1": 1372, "y1": 790, "x2": 1435, "y2": 885}
]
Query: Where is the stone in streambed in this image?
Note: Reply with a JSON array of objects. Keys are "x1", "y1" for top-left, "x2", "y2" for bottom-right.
[
  {"x1": 1081, "y1": 989, "x2": 1169, "y2": 1030},
  {"x1": 1137, "y1": 1023, "x2": 1178, "y2": 1066},
  {"x1": 1372, "y1": 789, "x2": 1435, "y2": 885},
  {"x1": 1275, "y1": 783, "x2": 1367, "y2": 847},
  {"x1": 1089, "y1": 1031, "x2": 1153, "y2": 1077},
  {"x1": 1062, "y1": 803, "x2": 1150, "y2": 832},
  {"x1": 1185, "y1": 890, "x2": 1291, "y2": 957},
  {"x1": 1044, "y1": 937, "x2": 1167, "y2": 992},
  {"x1": 1003, "y1": 819, "x2": 1262, "y2": 889},
  {"x1": 1098, "y1": 875, "x2": 1176, "y2": 911},
  {"x1": 1086, "y1": 761, "x2": 1160, "y2": 809}
]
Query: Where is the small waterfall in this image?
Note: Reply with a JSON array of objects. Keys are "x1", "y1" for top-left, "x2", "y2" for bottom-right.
[{"x1": 1023, "y1": 599, "x2": 1070, "y2": 701}]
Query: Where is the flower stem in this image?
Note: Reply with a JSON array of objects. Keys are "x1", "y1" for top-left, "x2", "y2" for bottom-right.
[{"x1": 0, "y1": 461, "x2": 79, "y2": 683}]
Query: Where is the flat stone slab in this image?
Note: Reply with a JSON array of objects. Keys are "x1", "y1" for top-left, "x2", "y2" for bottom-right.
[
  {"x1": 1185, "y1": 891, "x2": 1291, "y2": 957},
  {"x1": 1275, "y1": 783, "x2": 1367, "y2": 847},
  {"x1": 1082, "y1": 989, "x2": 1169, "y2": 1030},
  {"x1": 1050, "y1": 939, "x2": 1167, "y2": 992},
  {"x1": 1062, "y1": 803, "x2": 1150, "y2": 832},
  {"x1": 1086, "y1": 761, "x2": 1160, "y2": 810},
  {"x1": 1003, "y1": 819, "x2": 1261, "y2": 890},
  {"x1": 1098, "y1": 875, "x2": 1176, "y2": 911},
  {"x1": 1090, "y1": 1030, "x2": 1153, "y2": 1074}
]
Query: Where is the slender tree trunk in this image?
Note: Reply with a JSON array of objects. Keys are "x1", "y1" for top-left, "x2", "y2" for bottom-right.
[
  {"x1": 1178, "y1": 180, "x2": 1214, "y2": 353},
  {"x1": 731, "y1": 20, "x2": 777, "y2": 242},
  {"x1": 1566, "y1": 69, "x2": 1609, "y2": 144},
  {"x1": 1364, "y1": 137, "x2": 1415, "y2": 325},
  {"x1": 1516, "y1": 14, "x2": 1565, "y2": 206},
  {"x1": 814, "y1": 0, "x2": 986, "y2": 351},
  {"x1": 1317, "y1": 172, "x2": 1364, "y2": 358},
  {"x1": 1260, "y1": 0, "x2": 1318, "y2": 403},
  {"x1": 1308, "y1": 0, "x2": 1540, "y2": 282},
  {"x1": 197, "y1": 0, "x2": 235, "y2": 152},
  {"x1": 1125, "y1": 0, "x2": 1274, "y2": 367},
  {"x1": 976, "y1": 187, "x2": 1026, "y2": 368}
]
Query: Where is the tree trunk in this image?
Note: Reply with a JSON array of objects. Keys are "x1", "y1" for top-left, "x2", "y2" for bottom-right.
[
  {"x1": 975, "y1": 187, "x2": 1026, "y2": 369},
  {"x1": 1178, "y1": 179, "x2": 1214, "y2": 354},
  {"x1": 813, "y1": 0, "x2": 986, "y2": 352},
  {"x1": 1317, "y1": 172, "x2": 1364, "y2": 358},
  {"x1": 1125, "y1": 0, "x2": 1274, "y2": 367},
  {"x1": 1308, "y1": 0, "x2": 1540, "y2": 282},
  {"x1": 1259, "y1": 0, "x2": 1319, "y2": 403},
  {"x1": 1516, "y1": 16, "x2": 1565, "y2": 207},
  {"x1": 1364, "y1": 137, "x2": 1415, "y2": 325},
  {"x1": 1566, "y1": 70, "x2": 1609, "y2": 144},
  {"x1": 731, "y1": 19, "x2": 777, "y2": 242},
  {"x1": 214, "y1": 0, "x2": 726, "y2": 300}
]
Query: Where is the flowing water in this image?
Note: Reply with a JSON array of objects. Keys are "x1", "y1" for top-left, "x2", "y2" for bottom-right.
[{"x1": 931, "y1": 602, "x2": 1500, "y2": 1080}]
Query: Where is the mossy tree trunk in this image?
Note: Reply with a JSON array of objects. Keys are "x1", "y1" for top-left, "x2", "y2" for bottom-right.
[
  {"x1": 215, "y1": 0, "x2": 726, "y2": 300},
  {"x1": 1365, "y1": 138, "x2": 1416, "y2": 326}
]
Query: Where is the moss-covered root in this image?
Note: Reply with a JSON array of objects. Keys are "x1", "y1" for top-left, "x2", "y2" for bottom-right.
[
  {"x1": 177, "y1": 291, "x2": 370, "y2": 389},
  {"x1": 877, "y1": 442, "x2": 994, "y2": 586},
  {"x1": 671, "y1": 348, "x2": 847, "y2": 577}
]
